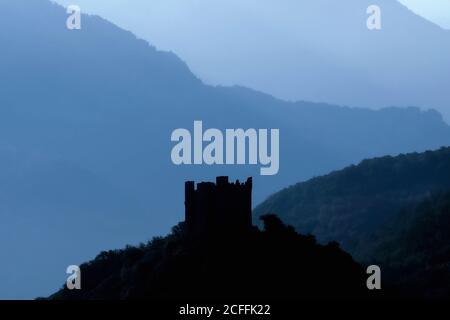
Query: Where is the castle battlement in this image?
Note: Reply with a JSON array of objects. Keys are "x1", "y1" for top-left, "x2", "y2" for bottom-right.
[{"x1": 185, "y1": 176, "x2": 252, "y2": 235}]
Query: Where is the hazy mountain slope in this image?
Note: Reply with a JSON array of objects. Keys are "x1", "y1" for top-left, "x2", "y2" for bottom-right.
[
  {"x1": 254, "y1": 147, "x2": 450, "y2": 258},
  {"x1": 54, "y1": 0, "x2": 450, "y2": 120},
  {"x1": 1, "y1": 0, "x2": 450, "y2": 298}
]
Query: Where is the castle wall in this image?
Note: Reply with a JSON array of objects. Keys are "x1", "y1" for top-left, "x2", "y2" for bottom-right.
[{"x1": 185, "y1": 177, "x2": 252, "y2": 234}]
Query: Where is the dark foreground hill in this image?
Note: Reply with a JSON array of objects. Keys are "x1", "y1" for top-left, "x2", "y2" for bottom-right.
[
  {"x1": 254, "y1": 147, "x2": 450, "y2": 300},
  {"x1": 49, "y1": 215, "x2": 372, "y2": 300},
  {"x1": 371, "y1": 192, "x2": 450, "y2": 300}
]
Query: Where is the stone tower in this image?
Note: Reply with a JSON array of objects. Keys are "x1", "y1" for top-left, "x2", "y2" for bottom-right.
[{"x1": 185, "y1": 176, "x2": 252, "y2": 235}]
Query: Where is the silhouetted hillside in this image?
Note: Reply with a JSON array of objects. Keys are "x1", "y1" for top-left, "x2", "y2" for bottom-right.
[
  {"x1": 254, "y1": 147, "x2": 450, "y2": 258},
  {"x1": 371, "y1": 192, "x2": 450, "y2": 300},
  {"x1": 49, "y1": 215, "x2": 370, "y2": 300},
  {"x1": 255, "y1": 147, "x2": 450, "y2": 299}
]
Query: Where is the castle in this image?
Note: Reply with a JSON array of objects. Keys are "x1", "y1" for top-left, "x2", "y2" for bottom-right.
[{"x1": 185, "y1": 176, "x2": 253, "y2": 234}]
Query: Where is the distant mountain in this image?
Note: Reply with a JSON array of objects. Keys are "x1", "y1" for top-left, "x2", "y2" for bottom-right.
[
  {"x1": 52, "y1": 0, "x2": 450, "y2": 120},
  {"x1": 48, "y1": 216, "x2": 371, "y2": 300},
  {"x1": 254, "y1": 147, "x2": 450, "y2": 259},
  {"x1": 1, "y1": 0, "x2": 450, "y2": 298}
]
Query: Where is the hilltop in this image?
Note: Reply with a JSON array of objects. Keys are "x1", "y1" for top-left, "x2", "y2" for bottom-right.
[{"x1": 49, "y1": 216, "x2": 371, "y2": 300}]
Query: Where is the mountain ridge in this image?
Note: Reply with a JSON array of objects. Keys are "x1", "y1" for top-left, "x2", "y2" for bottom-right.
[{"x1": 51, "y1": 0, "x2": 450, "y2": 120}]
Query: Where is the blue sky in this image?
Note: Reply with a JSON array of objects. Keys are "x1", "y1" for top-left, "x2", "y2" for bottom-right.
[{"x1": 398, "y1": 0, "x2": 450, "y2": 29}]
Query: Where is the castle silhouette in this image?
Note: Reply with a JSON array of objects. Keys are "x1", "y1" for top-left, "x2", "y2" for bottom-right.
[{"x1": 185, "y1": 176, "x2": 252, "y2": 234}]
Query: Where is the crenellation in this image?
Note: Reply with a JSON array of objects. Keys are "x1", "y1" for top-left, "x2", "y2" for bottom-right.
[{"x1": 185, "y1": 176, "x2": 252, "y2": 235}]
